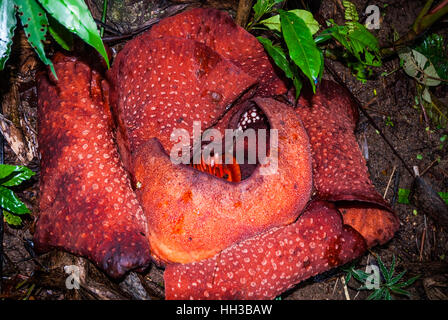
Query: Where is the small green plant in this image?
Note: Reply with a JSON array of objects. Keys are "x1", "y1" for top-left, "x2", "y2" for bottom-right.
[
  {"x1": 250, "y1": 0, "x2": 382, "y2": 97},
  {"x1": 0, "y1": 164, "x2": 35, "y2": 225},
  {"x1": 385, "y1": 116, "x2": 394, "y2": 127},
  {"x1": 0, "y1": 0, "x2": 109, "y2": 78},
  {"x1": 343, "y1": 255, "x2": 420, "y2": 300}
]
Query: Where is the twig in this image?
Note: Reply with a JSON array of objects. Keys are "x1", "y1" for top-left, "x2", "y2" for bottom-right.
[
  {"x1": 340, "y1": 275, "x2": 350, "y2": 300},
  {"x1": 420, "y1": 158, "x2": 440, "y2": 177},
  {"x1": 332, "y1": 277, "x2": 339, "y2": 296},
  {"x1": 100, "y1": 0, "x2": 108, "y2": 38},
  {"x1": 325, "y1": 64, "x2": 414, "y2": 176},
  {"x1": 391, "y1": 168, "x2": 400, "y2": 206},
  {"x1": 419, "y1": 215, "x2": 427, "y2": 261},
  {"x1": 383, "y1": 166, "x2": 397, "y2": 199},
  {"x1": 235, "y1": 0, "x2": 254, "y2": 27}
]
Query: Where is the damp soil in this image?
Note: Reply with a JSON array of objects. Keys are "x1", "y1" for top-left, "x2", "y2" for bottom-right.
[{"x1": 0, "y1": 0, "x2": 447, "y2": 300}]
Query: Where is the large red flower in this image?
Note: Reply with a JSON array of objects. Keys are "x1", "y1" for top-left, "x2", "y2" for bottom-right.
[{"x1": 35, "y1": 8, "x2": 399, "y2": 299}]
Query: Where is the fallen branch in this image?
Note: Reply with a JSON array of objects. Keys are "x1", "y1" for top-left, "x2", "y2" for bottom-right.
[{"x1": 235, "y1": 0, "x2": 254, "y2": 27}]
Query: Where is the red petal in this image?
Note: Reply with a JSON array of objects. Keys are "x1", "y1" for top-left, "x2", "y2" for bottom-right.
[
  {"x1": 338, "y1": 204, "x2": 400, "y2": 247},
  {"x1": 295, "y1": 80, "x2": 389, "y2": 208},
  {"x1": 35, "y1": 54, "x2": 151, "y2": 278},
  {"x1": 147, "y1": 8, "x2": 287, "y2": 97},
  {"x1": 164, "y1": 201, "x2": 366, "y2": 300},
  {"x1": 108, "y1": 37, "x2": 257, "y2": 154}
]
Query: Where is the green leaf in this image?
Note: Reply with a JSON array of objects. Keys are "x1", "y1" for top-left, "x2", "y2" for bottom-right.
[
  {"x1": 376, "y1": 255, "x2": 391, "y2": 282},
  {"x1": 0, "y1": 164, "x2": 35, "y2": 186},
  {"x1": 367, "y1": 288, "x2": 384, "y2": 300},
  {"x1": 388, "y1": 270, "x2": 407, "y2": 286},
  {"x1": 48, "y1": 14, "x2": 73, "y2": 51},
  {"x1": 399, "y1": 48, "x2": 442, "y2": 86},
  {"x1": 343, "y1": 1, "x2": 359, "y2": 22},
  {"x1": 414, "y1": 34, "x2": 448, "y2": 80},
  {"x1": 279, "y1": 9, "x2": 322, "y2": 92},
  {"x1": 438, "y1": 192, "x2": 448, "y2": 205},
  {"x1": 389, "y1": 286, "x2": 411, "y2": 297},
  {"x1": 388, "y1": 255, "x2": 396, "y2": 281},
  {"x1": 346, "y1": 23, "x2": 381, "y2": 66},
  {"x1": 351, "y1": 268, "x2": 370, "y2": 283},
  {"x1": 0, "y1": 0, "x2": 17, "y2": 70},
  {"x1": 260, "y1": 10, "x2": 320, "y2": 35},
  {"x1": 293, "y1": 77, "x2": 302, "y2": 99},
  {"x1": 0, "y1": 185, "x2": 30, "y2": 214},
  {"x1": 398, "y1": 188, "x2": 410, "y2": 204},
  {"x1": 314, "y1": 27, "x2": 334, "y2": 45},
  {"x1": 326, "y1": 22, "x2": 381, "y2": 67},
  {"x1": 393, "y1": 275, "x2": 420, "y2": 288},
  {"x1": 3, "y1": 210, "x2": 23, "y2": 226},
  {"x1": 257, "y1": 36, "x2": 303, "y2": 99},
  {"x1": 383, "y1": 289, "x2": 392, "y2": 300},
  {"x1": 14, "y1": 0, "x2": 56, "y2": 78},
  {"x1": 37, "y1": 0, "x2": 109, "y2": 68},
  {"x1": 257, "y1": 37, "x2": 294, "y2": 79},
  {"x1": 253, "y1": 0, "x2": 276, "y2": 22}
]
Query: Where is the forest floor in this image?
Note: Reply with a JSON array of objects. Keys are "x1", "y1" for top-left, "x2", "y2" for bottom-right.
[{"x1": 0, "y1": 0, "x2": 447, "y2": 300}]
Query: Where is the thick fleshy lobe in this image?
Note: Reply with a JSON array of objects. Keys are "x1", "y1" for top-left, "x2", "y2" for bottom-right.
[
  {"x1": 295, "y1": 80, "x2": 399, "y2": 246},
  {"x1": 146, "y1": 8, "x2": 287, "y2": 97},
  {"x1": 164, "y1": 201, "x2": 366, "y2": 300},
  {"x1": 132, "y1": 97, "x2": 312, "y2": 264},
  {"x1": 295, "y1": 80, "x2": 388, "y2": 207},
  {"x1": 35, "y1": 54, "x2": 151, "y2": 278}
]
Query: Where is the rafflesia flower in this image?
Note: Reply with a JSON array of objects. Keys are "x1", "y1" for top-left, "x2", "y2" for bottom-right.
[{"x1": 35, "y1": 8, "x2": 399, "y2": 299}]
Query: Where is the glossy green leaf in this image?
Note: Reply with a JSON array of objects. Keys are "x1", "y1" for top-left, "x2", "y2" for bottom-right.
[
  {"x1": 48, "y1": 14, "x2": 73, "y2": 50},
  {"x1": 0, "y1": 185, "x2": 30, "y2": 214},
  {"x1": 260, "y1": 9, "x2": 320, "y2": 35},
  {"x1": 257, "y1": 36, "x2": 294, "y2": 79},
  {"x1": 37, "y1": 0, "x2": 109, "y2": 68},
  {"x1": 326, "y1": 22, "x2": 381, "y2": 67},
  {"x1": 293, "y1": 77, "x2": 302, "y2": 98},
  {"x1": 253, "y1": 0, "x2": 278, "y2": 22},
  {"x1": 257, "y1": 36, "x2": 303, "y2": 98},
  {"x1": 314, "y1": 27, "x2": 335, "y2": 45},
  {"x1": 0, "y1": 164, "x2": 35, "y2": 187},
  {"x1": 14, "y1": 0, "x2": 56, "y2": 77},
  {"x1": 279, "y1": 9, "x2": 322, "y2": 92},
  {"x1": 0, "y1": 0, "x2": 17, "y2": 70},
  {"x1": 3, "y1": 210, "x2": 23, "y2": 226}
]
